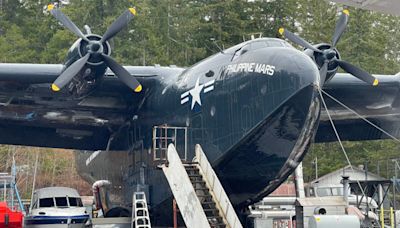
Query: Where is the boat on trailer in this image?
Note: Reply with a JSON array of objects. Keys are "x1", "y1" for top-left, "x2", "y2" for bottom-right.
[{"x1": 25, "y1": 187, "x2": 89, "y2": 227}]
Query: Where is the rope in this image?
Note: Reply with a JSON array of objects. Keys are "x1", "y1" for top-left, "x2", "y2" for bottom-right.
[
  {"x1": 321, "y1": 89, "x2": 400, "y2": 143},
  {"x1": 317, "y1": 88, "x2": 368, "y2": 202}
]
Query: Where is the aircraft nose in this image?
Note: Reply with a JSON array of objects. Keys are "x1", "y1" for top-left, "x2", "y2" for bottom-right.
[
  {"x1": 284, "y1": 49, "x2": 320, "y2": 88},
  {"x1": 235, "y1": 47, "x2": 320, "y2": 90}
]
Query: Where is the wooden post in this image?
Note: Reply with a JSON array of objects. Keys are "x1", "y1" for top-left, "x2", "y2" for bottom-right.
[
  {"x1": 381, "y1": 206, "x2": 385, "y2": 228},
  {"x1": 391, "y1": 207, "x2": 394, "y2": 228},
  {"x1": 173, "y1": 199, "x2": 177, "y2": 228}
]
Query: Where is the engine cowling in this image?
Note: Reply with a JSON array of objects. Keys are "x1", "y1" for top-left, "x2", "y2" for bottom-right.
[
  {"x1": 47, "y1": 5, "x2": 142, "y2": 99},
  {"x1": 303, "y1": 43, "x2": 341, "y2": 84},
  {"x1": 279, "y1": 9, "x2": 377, "y2": 87},
  {"x1": 63, "y1": 35, "x2": 112, "y2": 98}
]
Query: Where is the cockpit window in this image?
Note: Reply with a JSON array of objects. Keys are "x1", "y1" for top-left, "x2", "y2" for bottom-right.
[
  {"x1": 267, "y1": 39, "x2": 286, "y2": 47},
  {"x1": 232, "y1": 39, "x2": 292, "y2": 59},
  {"x1": 250, "y1": 41, "x2": 268, "y2": 49}
]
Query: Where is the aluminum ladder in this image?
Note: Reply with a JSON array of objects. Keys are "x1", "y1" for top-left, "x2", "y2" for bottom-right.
[
  {"x1": 161, "y1": 144, "x2": 243, "y2": 228},
  {"x1": 131, "y1": 192, "x2": 151, "y2": 228}
]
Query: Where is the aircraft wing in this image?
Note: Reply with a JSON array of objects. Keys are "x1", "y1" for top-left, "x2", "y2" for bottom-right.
[
  {"x1": 329, "y1": 0, "x2": 400, "y2": 16},
  {"x1": 316, "y1": 73, "x2": 400, "y2": 142},
  {"x1": 0, "y1": 63, "x2": 181, "y2": 150}
]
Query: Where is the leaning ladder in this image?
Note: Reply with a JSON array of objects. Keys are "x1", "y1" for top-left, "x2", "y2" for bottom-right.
[
  {"x1": 131, "y1": 192, "x2": 151, "y2": 228},
  {"x1": 162, "y1": 144, "x2": 243, "y2": 228}
]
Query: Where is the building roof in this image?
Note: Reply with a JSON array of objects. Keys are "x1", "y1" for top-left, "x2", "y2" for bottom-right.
[
  {"x1": 270, "y1": 183, "x2": 296, "y2": 197},
  {"x1": 310, "y1": 165, "x2": 384, "y2": 185}
]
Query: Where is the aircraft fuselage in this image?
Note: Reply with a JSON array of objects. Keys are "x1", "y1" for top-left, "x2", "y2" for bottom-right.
[{"x1": 76, "y1": 38, "x2": 321, "y2": 223}]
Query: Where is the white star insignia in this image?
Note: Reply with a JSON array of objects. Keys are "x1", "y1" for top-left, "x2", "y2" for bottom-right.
[
  {"x1": 180, "y1": 77, "x2": 215, "y2": 110},
  {"x1": 189, "y1": 78, "x2": 204, "y2": 110}
]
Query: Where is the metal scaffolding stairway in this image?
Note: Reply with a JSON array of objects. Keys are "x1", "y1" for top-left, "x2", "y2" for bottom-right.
[
  {"x1": 185, "y1": 162, "x2": 226, "y2": 227},
  {"x1": 131, "y1": 192, "x2": 151, "y2": 228},
  {"x1": 162, "y1": 144, "x2": 242, "y2": 228}
]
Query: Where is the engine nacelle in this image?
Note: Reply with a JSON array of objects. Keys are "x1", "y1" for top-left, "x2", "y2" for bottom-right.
[
  {"x1": 63, "y1": 35, "x2": 111, "y2": 99},
  {"x1": 303, "y1": 43, "x2": 341, "y2": 84}
]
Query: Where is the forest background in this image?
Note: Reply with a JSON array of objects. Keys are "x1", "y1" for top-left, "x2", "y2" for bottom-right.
[{"x1": 0, "y1": 0, "x2": 400, "y2": 198}]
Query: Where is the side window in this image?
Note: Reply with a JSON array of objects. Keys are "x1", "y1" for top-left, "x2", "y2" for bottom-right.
[
  {"x1": 232, "y1": 44, "x2": 250, "y2": 61},
  {"x1": 39, "y1": 198, "x2": 54, "y2": 208},
  {"x1": 240, "y1": 44, "x2": 251, "y2": 55},
  {"x1": 68, "y1": 197, "x2": 83, "y2": 207}
]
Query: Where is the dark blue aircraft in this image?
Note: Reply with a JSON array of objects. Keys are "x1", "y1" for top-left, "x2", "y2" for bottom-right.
[{"x1": 0, "y1": 6, "x2": 398, "y2": 226}]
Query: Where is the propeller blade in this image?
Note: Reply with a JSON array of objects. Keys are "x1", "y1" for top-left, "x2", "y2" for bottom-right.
[
  {"x1": 332, "y1": 9, "x2": 349, "y2": 47},
  {"x1": 335, "y1": 59, "x2": 378, "y2": 86},
  {"x1": 102, "y1": 54, "x2": 142, "y2": 92},
  {"x1": 100, "y1": 8, "x2": 136, "y2": 43},
  {"x1": 319, "y1": 61, "x2": 328, "y2": 87},
  {"x1": 52, "y1": 54, "x2": 90, "y2": 91},
  {"x1": 48, "y1": 5, "x2": 89, "y2": 42},
  {"x1": 278, "y1": 28, "x2": 322, "y2": 53}
]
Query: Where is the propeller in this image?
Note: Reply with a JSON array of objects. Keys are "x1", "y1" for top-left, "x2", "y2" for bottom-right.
[
  {"x1": 47, "y1": 4, "x2": 142, "y2": 93},
  {"x1": 279, "y1": 9, "x2": 378, "y2": 87}
]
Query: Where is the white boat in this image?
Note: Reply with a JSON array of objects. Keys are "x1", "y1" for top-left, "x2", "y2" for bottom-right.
[{"x1": 25, "y1": 187, "x2": 90, "y2": 227}]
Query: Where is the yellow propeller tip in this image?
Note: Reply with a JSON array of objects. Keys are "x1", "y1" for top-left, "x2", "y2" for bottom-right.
[
  {"x1": 373, "y1": 79, "x2": 379, "y2": 86},
  {"x1": 129, "y1": 8, "x2": 137, "y2": 16},
  {"x1": 343, "y1": 9, "x2": 350, "y2": 15},
  {"x1": 134, "y1": 85, "x2": 142, "y2": 93},
  {"x1": 278, "y1": 28, "x2": 285, "y2": 36},
  {"x1": 51, "y1": 84, "x2": 60, "y2": 92},
  {"x1": 47, "y1": 4, "x2": 55, "y2": 11}
]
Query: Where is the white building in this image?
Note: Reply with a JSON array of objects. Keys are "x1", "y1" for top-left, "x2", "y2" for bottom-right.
[{"x1": 310, "y1": 165, "x2": 384, "y2": 190}]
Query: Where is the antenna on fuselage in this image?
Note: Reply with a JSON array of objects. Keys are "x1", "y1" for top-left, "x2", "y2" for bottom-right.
[
  {"x1": 84, "y1": 25, "x2": 92, "y2": 35},
  {"x1": 243, "y1": 32, "x2": 263, "y2": 42},
  {"x1": 210, "y1": 38, "x2": 224, "y2": 53}
]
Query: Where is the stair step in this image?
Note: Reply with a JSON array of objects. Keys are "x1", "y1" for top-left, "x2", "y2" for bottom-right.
[
  {"x1": 204, "y1": 208, "x2": 219, "y2": 212},
  {"x1": 194, "y1": 184, "x2": 207, "y2": 189},
  {"x1": 189, "y1": 176, "x2": 203, "y2": 179},
  {"x1": 210, "y1": 223, "x2": 226, "y2": 228},
  {"x1": 195, "y1": 187, "x2": 209, "y2": 191},
  {"x1": 202, "y1": 201, "x2": 216, "y2": 206},
  {"x1": 183, "y1": 161, "x2": 199, "y2": 165},
  {"x1": 207, "y1": 216, "x2": 224, "y2": 222},
  {"x1": 196, "y1": 194, "x2": 213, "y2": 198},
  {"x1": 190, "y1": 178, "x2": 205, "y2": 182},
  {"x1": 187, "y1": 170, "x2": 200, "y2": 174}
]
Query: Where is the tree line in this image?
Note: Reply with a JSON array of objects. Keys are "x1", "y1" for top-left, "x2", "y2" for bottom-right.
[{"x1": 0, "y1": 0, "x2": 399, "y2": 74}]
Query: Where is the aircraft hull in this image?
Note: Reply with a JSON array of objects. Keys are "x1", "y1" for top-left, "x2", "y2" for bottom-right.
[{"x1": 76, "y1": 82, "x2": 320, "y2": 225}]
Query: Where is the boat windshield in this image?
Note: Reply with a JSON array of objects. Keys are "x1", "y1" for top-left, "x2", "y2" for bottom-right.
[
  {"x1": 55, "y1": 197, "x2": 68, "y2": 208},
  {"x1": 39, "y1": 198, "x2": 54, "y2": 208},
  {"x1": 68, "y1": 197, "x2": 83, "y2": 207},
  {"x1": 38, "y1": 196, "x2": 83, "y2": 208}
]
